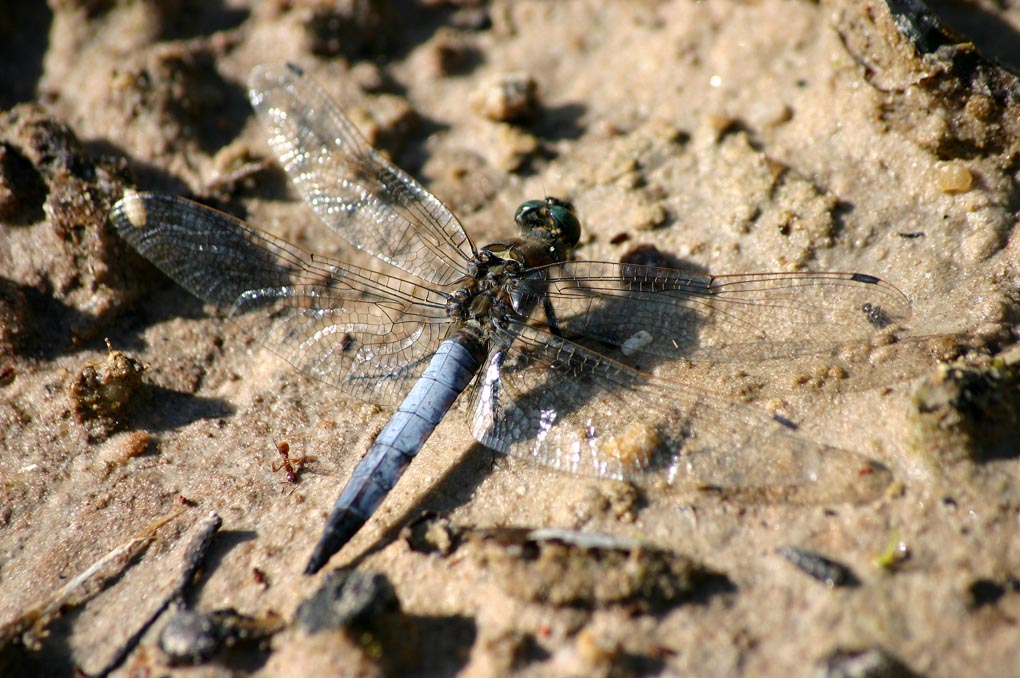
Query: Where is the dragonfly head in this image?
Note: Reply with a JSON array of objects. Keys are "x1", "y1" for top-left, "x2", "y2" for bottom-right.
[{"x1": 514, "y1": 197, "x2": 581, "y2": 249}]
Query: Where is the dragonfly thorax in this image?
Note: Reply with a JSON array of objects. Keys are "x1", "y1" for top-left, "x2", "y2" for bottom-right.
[
  {"x1": 446, "y1": 199, "x2": 581, "y2": 326},
  {"x1": 451, "y1": 252, "x2": 520, "y2": 323}
]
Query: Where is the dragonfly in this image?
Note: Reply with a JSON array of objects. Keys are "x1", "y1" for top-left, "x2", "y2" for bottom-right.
[{"x1": 111, "y1": 63, "x2": 911, "y2": 575}]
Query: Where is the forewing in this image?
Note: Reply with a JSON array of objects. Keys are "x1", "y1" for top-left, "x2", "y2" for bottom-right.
[
  {"x1": 111, "y1": 191, "x2": 453, "y2": 406},
  {"x1": 248, "y1": 63, "x2": 474, "y2": 285},
  {"x1": 470, "y1": 319, "x2": 891, "y2": 503},
  {"x1": 516, "y1": 261, "x2": 911, "y2": 363}
]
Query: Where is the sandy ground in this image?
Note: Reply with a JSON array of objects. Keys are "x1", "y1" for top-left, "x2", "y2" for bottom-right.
[{"x1": 2, "y1": 0, "x2": 1020, "y2": 676}]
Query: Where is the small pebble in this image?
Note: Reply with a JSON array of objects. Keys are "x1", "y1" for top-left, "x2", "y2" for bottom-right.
[
  {"x1": 160, "y1": 610, "x2": 222, "y2": 665},
  {"x1": 296, "y1": 569, "x2": 401, "y2": 634},
  {"x1": 934, "y1": 161, "x2": 972, "y2": 193},
  {"x1": 815, "y1": 647, "x2": 918, "y2": 678},
  {"x1": 471, "y1": 72, "x2": 539, "y2": 123}
]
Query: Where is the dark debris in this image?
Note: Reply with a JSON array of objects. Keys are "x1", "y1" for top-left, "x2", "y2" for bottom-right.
[
  {"x1": 0, "y1": 277, "x2": 30, "y2": 358},
  {"x1": 303, "y1": 0, "x2": 399, "y2": 59},
  {"x1": 834, "y1": 1, "x2": 1020, "y2": 160},
  {"x1": 70, "y1": 346, "x2": 144, "y2": 439},
  {"x1": 0, "y1": 104, "x2": 143, "y2": 346},
  {"x1": 966, "y1": 576, "x2": 1020, "y2": 610},
  {"x1": 911, "y1": 359, "x2": 1020, "y2": 462},
  {"x1": 777, "y1": 546, "x2": 860, "y2": 588},
  {"x1": 295, "y1": 568, "x2": 418, "y2": 673},
  {"x1": 296, "y1": 569, "x2": 403, "y2": 635}
]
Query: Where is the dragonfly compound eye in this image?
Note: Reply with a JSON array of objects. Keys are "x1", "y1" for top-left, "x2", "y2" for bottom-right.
[
  {"x1": 514, "y1": 200, "x2": 547, "y2": 230},
  {"x1": 514, "y1": 197, "x2": 581, "y2": 247},
  {"x1": 547, "y1": 201, "x2": 580, "y2": 247}
]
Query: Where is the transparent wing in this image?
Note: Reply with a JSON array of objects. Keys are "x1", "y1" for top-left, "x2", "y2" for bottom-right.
[
  {"x1": 470, "y1": 319, "x2": 892, "y2": 502},
  {"x1": 514, "y1": 261, "x2": 911, "y2": 364},
  {"x1": 111, "y1": 191, "x2": 454, "y2": 406},
  {"x1": 248, "y1": 63, "x2": 475, "y2": 286}
]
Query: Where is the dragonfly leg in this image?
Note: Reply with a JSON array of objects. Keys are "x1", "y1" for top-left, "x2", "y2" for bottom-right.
[{"x1": 543, "y1": 295, "x2": 563, "y2": 336}]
